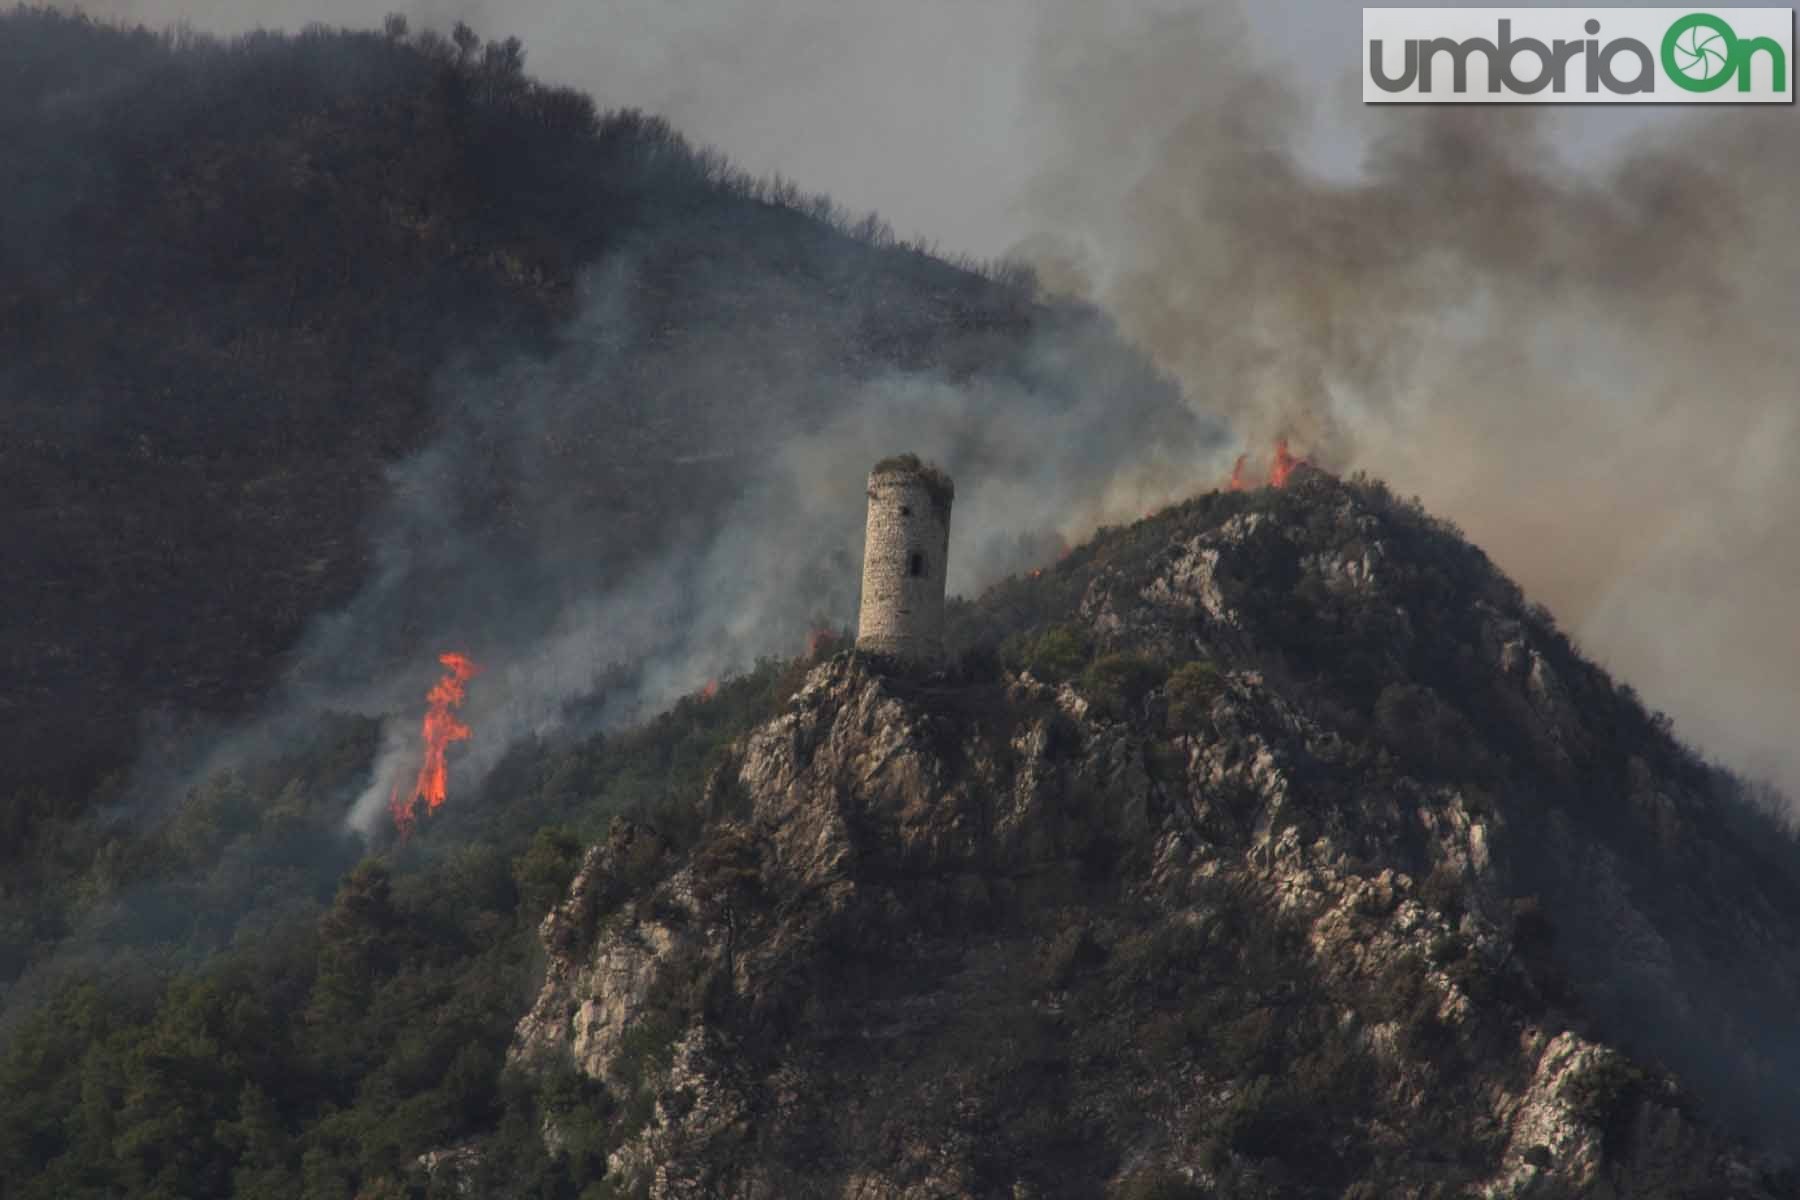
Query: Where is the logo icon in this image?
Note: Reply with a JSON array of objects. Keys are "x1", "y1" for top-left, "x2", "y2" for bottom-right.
[
  {"x1": 1666, "y1": 14, "x2": 1734, "y2": 85},
  {"x1": 1662, "y1": 12, "x2": 1787, "y2": 92}
]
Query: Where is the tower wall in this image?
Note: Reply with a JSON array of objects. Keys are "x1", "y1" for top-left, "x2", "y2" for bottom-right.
[{"x1": 856, "y1": 458, "x2": 953, "y2": 666}]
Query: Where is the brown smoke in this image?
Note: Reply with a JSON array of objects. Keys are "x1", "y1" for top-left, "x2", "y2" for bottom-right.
[{"x1": 1017, "y1": 5, "x2": 1800, "y2": 800}]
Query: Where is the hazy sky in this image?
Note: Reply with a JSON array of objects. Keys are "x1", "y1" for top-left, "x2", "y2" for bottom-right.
[
  {"x1": 49, "y1": 0, "x2": 1800, "y2": 800},
  {"x1": 58, "y1": 0, "x2": 1698, "y2": 257}
]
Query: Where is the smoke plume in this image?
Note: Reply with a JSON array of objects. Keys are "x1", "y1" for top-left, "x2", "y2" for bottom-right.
[
  {"x1": 1014, "y1": 4, "x2": 1800, "y2": 802},
  {"x1": 59, "y1": 0, "x2": 1799, "y2": 813},
  {"x1": 309, "y1": 242, "x2": 1217, "y2": 834}
]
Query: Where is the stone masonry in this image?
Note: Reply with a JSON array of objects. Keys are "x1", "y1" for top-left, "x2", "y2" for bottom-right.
[{"x1": 856, "y1": 455, "x2": 953, "y2": 666}]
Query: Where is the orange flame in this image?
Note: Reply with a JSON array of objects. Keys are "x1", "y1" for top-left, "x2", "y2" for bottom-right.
[
  {"x1": 805, "y1": 626, "x2": 840, "y2": 659},
  {"x1": 699, "y1": 679, "x2": 720, "y2": 701},
  {"x1": 1226, "y1": 453, "x2": 1249, "y2": 492},
  {"x1": 390, "y1": 651, "x2": 479, "y2": 836},
  {"x1": 1221, "y1": 440, "x2": 1310, "y2": 492},
  {"x1": 1269, "y1": 437, "x2": 1303, "y2": 488}
]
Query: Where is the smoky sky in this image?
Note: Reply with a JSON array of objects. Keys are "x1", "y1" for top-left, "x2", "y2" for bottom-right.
[
  {"x1": 1013, "y1": 4, "x2": 1800, "y2": 800},
  {"x1": 54, "y1": 0, "x2": 1800, "y2": 806},
  {"x1": 301, "y1": 242, "x2": 1214, "y2": 834}
]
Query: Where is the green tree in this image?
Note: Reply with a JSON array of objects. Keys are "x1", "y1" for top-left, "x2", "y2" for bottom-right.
[
  {"x1": 114, "y1": 978, "x2": 240, "y2": 1199},
  {"x1": 1165, "y1": 661, "x2": 1224, "y2": 734},
  {"x1": 692, "y1": 824, "x2": 765, "y2": 980},
  {"x1": 306, "y1": 861, "x2": 404, "y2": 1074},
  {"x1": 1012, "y1": 624, "x2": 1091, "y2": 683},
  {"x1": 1080, "y1": 652, "x2": 1163, "y2": 721},
  {"x1": 512, "y1": 826, "x2": 584, "y2": 917},
  {"x1": 220, "y1": 1083, "x2": 296, "y2": 1198}
]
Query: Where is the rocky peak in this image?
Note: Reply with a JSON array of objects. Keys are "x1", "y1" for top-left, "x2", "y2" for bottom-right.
[{"x1": 509, "y1": 475, "x2": 1800, "y2": 1198}]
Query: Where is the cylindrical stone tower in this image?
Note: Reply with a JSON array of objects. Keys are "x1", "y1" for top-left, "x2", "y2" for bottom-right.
[{"x1": 856, "y1": 454, "x2": 954, "y2": 666}]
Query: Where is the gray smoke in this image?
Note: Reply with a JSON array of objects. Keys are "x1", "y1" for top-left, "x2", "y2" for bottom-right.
[
  {"x1": 63, "y1": 0, "x2": 1800, "y2": 809},
  {"x1": 1013, "y1": 4, "x2": 1800, "y2": 803},
  {"x1": 299, "y1": 244, "x2": 1217, "y2": 835}
]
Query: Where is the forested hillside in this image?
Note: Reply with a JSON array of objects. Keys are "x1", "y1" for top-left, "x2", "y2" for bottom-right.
[
  {"x1": 8, "y1": 474, "x2": 1800, "y2": 1197},
  {"x1": 3, "y1": 4, "x2": 1212, "y2": 989},
  {"x1": 0, "y1": 6, "x2": 1050, "y2": 814},
  {"x1": 1, "y1": 9, "x2": 1202, "y2": 1163}
]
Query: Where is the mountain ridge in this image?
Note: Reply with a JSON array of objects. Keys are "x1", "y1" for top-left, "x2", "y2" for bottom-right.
[
  {"x1": 490, "y1": 472, "x2": 1800, "y2": 1197},
  {"x1": 7, "y1": 470, "x2": 1800, "y2": 1197}
]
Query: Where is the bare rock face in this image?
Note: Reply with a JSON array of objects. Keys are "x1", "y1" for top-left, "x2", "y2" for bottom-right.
[
  {"x1": 415, "y1": 1143, "x2": 485, "y2": 1197},
  {"x1": 513, "y1": 822, "x2": 682, "y2": 1083},
  {"x1": 509, "y1": 477, "x2": 1800, "y2": 1198}
]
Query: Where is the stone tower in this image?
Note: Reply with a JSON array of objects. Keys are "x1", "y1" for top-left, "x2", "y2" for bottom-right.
[{"x1": 856, "y1": 454, "x2": 954, "y2": 666}]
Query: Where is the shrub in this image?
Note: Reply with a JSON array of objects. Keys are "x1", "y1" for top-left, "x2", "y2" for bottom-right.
[
  {"x1": 1565, "y1": 1056, "x2": 1652, "y2": 1155},
  {"x1": 1365, "y1": 952, "x2": 1453, "y2": 1062},
  {"x1": 1037, "y1": 922, "x2": 1104, "y2": 990},
  {"x1": 1212, "y1": 1006, "x2": 1280, "y2": 1075},
  {"x1": 612, "y1": 1011, "x2": 682, "y2": 1123},
  {"x1": 1214, "y1": 1077, "x2": 1286, "y2": 1159},
  {"x1": 1138, "y1": 1011, "x2": 1194, "y2": 1061},
  {"x1": 1165, "y1": 661, "x2": 1224, "y2": 733},
  {"x1": 1374, "y1": 684, "x2": 1480, "y2": 778},
  {"x1": 1418, "y1": 861, "x2": 1465, "y2": 922},
  {"x1": 1008, "y1": 623, "x2": 1092, "y2": 683},
  {"x1": 1081, "y1": 653, "x2": 1164, "y2": 721},
  {"x1": 1429, "y1": 932, "x2": 1470, "y2": 966},
  {"x1": 512, "y1": 826, "x2": 584, "y2": 916}
]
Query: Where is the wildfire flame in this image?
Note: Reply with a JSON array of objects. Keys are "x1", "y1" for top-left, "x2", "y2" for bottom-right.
[
  {"x1": 699, "y1": 679, "x2": 720, "y2": 701},
  {"x1": 390, "y1": 651, "x2": 480, "y2": 836},
  {"x1": 1227, "y1": 454, "x2": 1249, "y2": 492},
  {"x1": 1269, "y1": 437, "x2": 1303, "y2": 488},
  {"x1": 805, "y1": 626, "x2": 841, "y2": 659},
  {"x1": 1222, "y1": 440, "x2": 1311, "y2": 492}
]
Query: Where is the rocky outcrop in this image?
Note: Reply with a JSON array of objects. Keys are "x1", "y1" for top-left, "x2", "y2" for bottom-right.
[{"x1": 508, "y1": 476, "x2": 1800, "y2": 1198}]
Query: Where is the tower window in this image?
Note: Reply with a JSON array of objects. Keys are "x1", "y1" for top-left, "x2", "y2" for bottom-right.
[{"x1": 908, "y1": 552, "x2": 925, "y2": 578}]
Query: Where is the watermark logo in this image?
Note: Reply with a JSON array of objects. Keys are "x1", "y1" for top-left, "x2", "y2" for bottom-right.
[{"x1": 1364, "y1": 8, "x2": 1793, "y2": 102}]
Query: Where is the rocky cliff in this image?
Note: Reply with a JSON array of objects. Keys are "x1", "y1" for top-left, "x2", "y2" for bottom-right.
[{"x1": 506, "y1": 474, "x2": 1800, "y2": 1198}]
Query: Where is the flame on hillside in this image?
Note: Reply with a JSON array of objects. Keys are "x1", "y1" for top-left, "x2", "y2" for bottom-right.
[
  {"x1": 1223, "y1": 439, "x2": 1310, "y2": 491},
  {"x1": 805, "y1": 625, "x2": 842, "y2": 659},
  {"x1": 389, "y1": 651, "x2": 480, "y2": 837},
  {"x1": 1269, "y1": 437, "x2": 1304, "y2": 488}
]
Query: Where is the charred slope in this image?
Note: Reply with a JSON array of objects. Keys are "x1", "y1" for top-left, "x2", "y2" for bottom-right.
[{"x1": 505, "y1": 474, "x2": 1800, "y2": 1198}]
